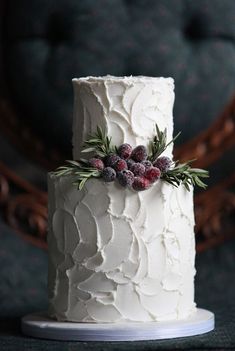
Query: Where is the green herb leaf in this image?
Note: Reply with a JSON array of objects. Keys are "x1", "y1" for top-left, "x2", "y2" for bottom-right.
[
  {"x1": 53, "y1": 159, "x2": 101, "y2": 190},
  {"x1": 148, "y1": 124, "x2": 181, "y2": 161},
  {"x1": 82, "y1": 126, "x2": 115, "y2": 157},
  {"x1": 161, "y1": 160, "x2": 209, "y2": 191}
]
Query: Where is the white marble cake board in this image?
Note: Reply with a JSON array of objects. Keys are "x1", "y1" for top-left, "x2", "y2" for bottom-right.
[{"x1": 21, "y1": 308, "x2": 214, "y2": 341}]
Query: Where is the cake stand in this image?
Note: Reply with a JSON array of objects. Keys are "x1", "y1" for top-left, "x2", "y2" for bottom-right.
[{"x1": 21, "y1": 308, "x2": 214, "y2": 341}]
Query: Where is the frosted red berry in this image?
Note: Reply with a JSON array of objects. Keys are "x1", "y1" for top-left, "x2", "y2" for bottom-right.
[
  {"x1": 105, "y1": 154, "x2": 120, "y2": 167},
  {"x1": 114, "y1": 159, "x2": 128, "y2": 172},
  {"x1": 117, "y1": 143, "x2": 132, "y2": 160},
  {"x1": 130, "y1": 162, "x2": 146, "y2": 176},
  {"x1": 102, "y1": 167, "x2": 116, "y2": 182},
  {"x1": 132, "y1": 176, "x2": 150, "y2": 191},
  {"x1": 131, "y1": 145, "x2": 147, "y2": 162},
  {"x1": 89, "y1": 157, "x2": 104, "y2": 171},
  {"x1": 153, "y1": 156, "x2": 171, "y2": 172},
  {"x1": 145, "y1": 167, "x2": 161, "y2": 183},
  {"x1": 141, "y1": 160, "x2": 152, "y2": 170},
  {"x1": 118, "y1": 170, "x2": 134, "y2": 187}
]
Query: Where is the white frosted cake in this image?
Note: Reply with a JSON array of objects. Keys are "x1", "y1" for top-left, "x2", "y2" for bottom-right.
[{"x1": 47, "y1": 76, "x2": 196, "y2": 323}]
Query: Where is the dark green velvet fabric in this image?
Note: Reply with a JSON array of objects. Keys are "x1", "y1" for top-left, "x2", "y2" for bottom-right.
[
  {"x1": 0, "y1": 222, "x2": 48, "y2": 318},
  {"x1": 4, "y1": 0, "x2": 235, "y2": 157},
  {"x1": 1, "y1": 220, "x2": 235, "y2": 349}
]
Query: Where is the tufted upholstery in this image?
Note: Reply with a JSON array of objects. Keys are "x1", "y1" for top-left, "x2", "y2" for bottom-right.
[{"x1": 4, "y1": 0, "x2": 235, "y2": 156}]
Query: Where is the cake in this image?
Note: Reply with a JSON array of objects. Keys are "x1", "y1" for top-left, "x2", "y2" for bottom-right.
[{"x1": 47, "y1": 76, "x2": 197, "y2": 323}]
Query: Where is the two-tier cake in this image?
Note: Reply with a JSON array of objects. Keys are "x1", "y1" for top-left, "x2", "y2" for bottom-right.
[{"x1": 47, "y1": 76, "x2": 196, "y2": 323}]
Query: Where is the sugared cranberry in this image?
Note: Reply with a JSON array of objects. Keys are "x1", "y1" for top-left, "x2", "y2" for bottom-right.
[
  {"x1": 141, "y1": 160, "x2": 152, "y2": 170},
  {"x1": 131, "y1": 145, "x2": 147, "y2": 162},
  {"x1": 117, "y1": 143, "x2": 132, "y2": 160},
  {"x1": 104, "y1": 154, "x2": 120, "y2": 167},
  {"x1": 102, "y1": 167, "x2": 116, "y2": 182},
  {"x1": 130, "y1": 162, "x2": 146, "y2": 176},
  {"x1": 89, "y1": 157, "x2": 104, "y2": 171},
  {"x1": 114, "y1": 159, "x2": 128, "y2": 172},
  {"x1": 132, "y1": 176, "x2": 150, "y2": 191},
  {"x1": 145, "y1": 167, "x2": 161, "y2": 183},
  {"x1": 153, "y1": 156, "x2": 171, "y2": 172},
  {"x1": 118, "y1": 170, "x2": 135, "y2": 187}
]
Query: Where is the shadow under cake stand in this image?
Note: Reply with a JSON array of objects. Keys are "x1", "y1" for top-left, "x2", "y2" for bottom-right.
[{"x1": 21, "y1": 308, "x2": 214, "y2": 341}]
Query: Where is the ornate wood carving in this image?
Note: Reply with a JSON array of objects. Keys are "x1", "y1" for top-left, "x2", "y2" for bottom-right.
[
  {"x1": 195, "y1": 172, "x2": 235, "y2": 252},
  {"x1": 174, "y1": 94, "x2": 235, "y2": 168},
  {"x1": 0, "y1": 161, "x2": 47, "y2": 249}
]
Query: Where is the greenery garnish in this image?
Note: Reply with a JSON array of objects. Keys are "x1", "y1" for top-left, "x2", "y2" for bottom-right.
[
  {"x1": 53, "y1": 125, "x2": 209, "y2": 191},
  {"x1": 161, "y1": 160, "x2": 209, "y2": 191},
  {"x1": 148, "y1": 124, "x2": 181, "y2": 162},
  {"x1": 53, "y1": 160, "x2": 101, "y2": 190},
  {"x1": 82, "y1": 126, "x2": 116, "y2": 157}
]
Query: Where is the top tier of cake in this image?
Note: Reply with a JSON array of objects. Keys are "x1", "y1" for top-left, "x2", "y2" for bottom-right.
[{"x1": 72, "y1": 76, "x2": 175, "y2": 160}]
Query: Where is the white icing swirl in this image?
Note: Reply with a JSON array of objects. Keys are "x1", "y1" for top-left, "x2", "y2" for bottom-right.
[
  {"x1": 48, "y1": 176, "x2": 196, "y2": 322},
  {"x1": 72, "y1": 76, "x2": 174, "y2": 160}
]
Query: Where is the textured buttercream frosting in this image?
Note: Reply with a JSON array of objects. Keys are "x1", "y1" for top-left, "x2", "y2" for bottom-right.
[
  {"x1": 47, "y1": 75, "x2": 196, "y2": 323},
  {"x1": 72, "y1": 75, "x2": 174, "y2": 160}
]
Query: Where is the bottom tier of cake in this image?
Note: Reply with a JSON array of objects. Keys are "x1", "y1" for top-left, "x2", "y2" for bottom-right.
[{"x1": 47, "y1": 174, "x2": 196, "y2": 323}]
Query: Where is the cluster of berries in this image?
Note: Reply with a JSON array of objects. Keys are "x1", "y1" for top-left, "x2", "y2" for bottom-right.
[{"x1": 88, "y1": 143, "x2": 171, "y2": 191}]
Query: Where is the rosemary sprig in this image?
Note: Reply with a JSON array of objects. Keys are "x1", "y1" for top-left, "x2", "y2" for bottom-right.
[
  {"x1": 82, "y1": 126, "x2": 115, "y2": 157},
  {"x1": 53, "y1": 124, "x2": 209, "y2": 192},
  {"x1": 148, "y1": 124, "x2": 181, "y2": 161},
  {"x1": 161, "y1": 160, "x2": 209, "y2": 191},
  {"x1": 53, "y1": 160, "x2": 101, "y2": 190}
]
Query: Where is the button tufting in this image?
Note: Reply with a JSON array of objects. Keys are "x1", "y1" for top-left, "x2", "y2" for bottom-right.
[
  {"x1": 184, "y1": 17, "x2": 206, "y2": 41},
  {"x1": 47, "y1": 12, "x2": 72, "y2": 45}
]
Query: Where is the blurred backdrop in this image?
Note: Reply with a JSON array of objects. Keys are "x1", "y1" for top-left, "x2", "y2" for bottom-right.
[{"x1": 0, "y1": 0, "x2": 235, "y2": 339}]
